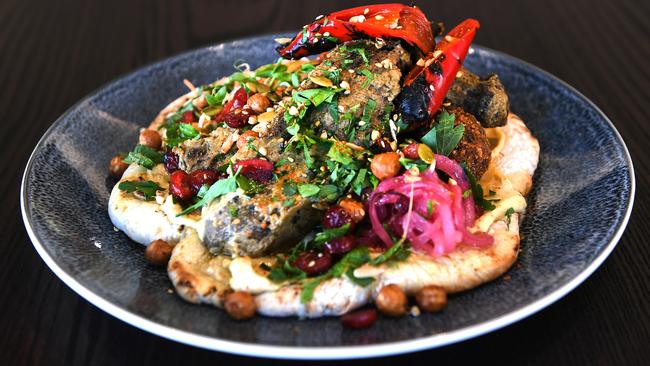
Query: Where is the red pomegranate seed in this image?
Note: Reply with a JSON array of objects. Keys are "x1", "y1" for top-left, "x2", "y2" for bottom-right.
[
  {"x1": 181, "y1": 111, "x2": 195, "y2": 123},
  {"x1": 402, "y1": 143, "x2": 420, "y2": 159},
  {"x1": 322, "y1": 205, "x2": 354, "y2": 229},
  {"x1": 341, "y1": 309, "x2": 377, "y2": 329},
  {"x1": 232, "y1": 158, "x2": 274, "y2": 183},
  {"x1": 189, "y1": 169, "x2": 220, "y2": 193},
  {"x1": 169, "y1": 170, "x2": 194, "y2": 201},
  {"x1": 292, "y1": 250, "x2": 332, "y2": 276}
]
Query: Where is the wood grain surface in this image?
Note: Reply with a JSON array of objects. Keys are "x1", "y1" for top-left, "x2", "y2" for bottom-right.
[{"x1": 2, "y1": 0, "x2": 649, "y2": 364}]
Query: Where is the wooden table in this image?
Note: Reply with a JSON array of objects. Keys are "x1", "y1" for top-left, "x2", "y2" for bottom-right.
[{"x1": 2, "y1": 0, "x2": 648, "y2": 364}]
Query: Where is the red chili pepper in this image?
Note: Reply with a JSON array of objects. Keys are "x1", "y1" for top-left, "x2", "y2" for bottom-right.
[
  {"x1": 215, "y1": 87, "x2": 248, "y2": 124},
  {"x1": 277, "y1": 4, "x2": 435, "y2": 59},
  {"x1": 398, "y1": 19, "x2": 480, "y2": 125}
]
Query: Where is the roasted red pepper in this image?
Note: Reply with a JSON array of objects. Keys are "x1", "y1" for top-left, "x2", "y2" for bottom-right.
[
  {"x1": 398, "y1": 19, "x2": 479, "y2": 125},
  {"x1": 216, "y1": 87, "x2": 248, "y2": 127},
  {"x1": 277, "y1": 4, "x2": 435, "y2": 59}
]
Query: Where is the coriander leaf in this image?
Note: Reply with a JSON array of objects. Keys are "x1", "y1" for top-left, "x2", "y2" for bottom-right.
[
  {"x1": 236, "y1": 175, "x2": 266, "y2": 195},
  {"x1": 421, "y1": 111, "x2": 464, "y2": 156},
  {"x1": 316, "y1": 184, "x2": 339, "y2": 201},
  {"x1": 298, "y1": 183, "x2": 320, "y2": 198},
  {"x1": 205, "y1": 86, "x2": 227, "y2": 106},
  {"x1": 177, "y1": 168, "x2": 241, "y2": 216},
  {"x1": 295, "y1": 88, "x2": 341, "y2": 107},
  {"x1": 118, "y1": 180, "x2": 163, "y2": 200},
  {"x1": 179, "y1": 123, "x2": 199, "y2": 139},
  {"x1": 370, "y1": 241, "x2": 411, "y2": 265},
  {"x1": 123, "y1": 144, "x2": 163, "y2": 169},
  {"x1": 360, "y1": 99, "x2": 376, "y2": 126},
  {"x1": 282, "y1": 181, "x2": 297, "y2": 196},
  {"x1": 282, "y1": 198, "x2": 296, "y2": 207},
  {"x1": 351, "y1": 168, "x2": 368, "y2": 196},
  {"x1": 360, "y1": 69, "x2": 374, "y2": 88}
]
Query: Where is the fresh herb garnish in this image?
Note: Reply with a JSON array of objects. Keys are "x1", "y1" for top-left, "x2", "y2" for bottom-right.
[
  {"x1": 118, "y1": 180, "x2": 163, "y2": 200},
  {"x1": 205, "y1": 86, "x2": 228, "y2": 106},
  {"x1": 177, "y1": 167, "x2": 241, "y2": 216},
  {"x1": 164, "y1": 121, "x2": 200, "y2": 147},
  {"x1": 370, "y1": 241, "x2": 411, "y2": 265},
  {"x1": 313, "y1": 224, "x2": 350, "y2": 246},
  {"x1": 123, "y1": 144, "x2": 164, "y2": 169},
  {"x1": 505, "y1": 207, "x2": 515, "y2": 229},
  {"x1": 298, "y1": 183, "x2": 320, "y2": 198},
  {"x1": 421, "y1": 111, "x2": 464, "y2": 156},
  {"x1": 461, "y1": 163, "x2": 496, "y2": 211},
  {"x1": 360, "y1": 69, "x2": 374, "y2": 88}
]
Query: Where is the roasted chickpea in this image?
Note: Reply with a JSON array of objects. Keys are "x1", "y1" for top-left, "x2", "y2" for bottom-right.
[
  {"x1": 375, "y1": 284, "x2": 408, "y2": 317},
  {"x1": 402, "y1": 143, "x2": 420, "y2": 159},
  {"x1": 371, "y1": 152, "x2": 401, "y2": 180},
  {"x1": 108, "y1": 155, "x2": 129, "y2": 178},
  {"x1": 139, "y1": 129, "x2": 162, "y2": 150},
  {"x1": 236, "y1": 130, "x2": 260, "y2": 150},
  {"x1": 145, "y1": 239, "x2": 173, "y2": 266},
  {"x1": 415, "y1": 285, "x2": 447, "y2": 312},
  {"x1": 339, "y1": 198, "x2": 365, "y2": 223},
  {"x1": 224, "y1": 291, "x2": 256, "y2": 320},
  {"x1": 247, "y1": 93, "x2": 271, "y2": 114}
]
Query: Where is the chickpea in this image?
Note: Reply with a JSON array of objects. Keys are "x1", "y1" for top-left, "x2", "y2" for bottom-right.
[
  {"x1": 339, "y1": 198, "x2": 365, "y2": 223},
  {"x1": 224, "y1": 291, "x2": 256, "y2": 320},
  {"x1": 236, "y1": 130, "x2": 260, "y2": 150},
  {"x1": 247, "y1": 93, "x2": 271, "y2": 114},
  {"x1": 415, "y1": 285, "x2": 447, "y2": 312},
  {"x1": 371, "y1": 152, "x2": 401, "y2": 180},
  {"x1": 108, "y1": 155, "x2": 129, "y2": 178},
  {"x1": 145, "y1": 239, "x2": 173, "y2": 266},
  {"x1": 139, "y1": 129, "x2": 162, "y2": 150},
  {"x1": 375, "y1": 284, "x2": 408, "y2": 317}
]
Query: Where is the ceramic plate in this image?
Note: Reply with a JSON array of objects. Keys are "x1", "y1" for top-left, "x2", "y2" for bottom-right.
[{"x1": 21, "y1": 34, "x2": 634, "y2": 359}]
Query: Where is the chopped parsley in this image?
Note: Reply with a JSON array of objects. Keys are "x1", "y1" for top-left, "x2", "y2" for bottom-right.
[
  {"x1": 123, "y1": 144, "x2": 163, "y2": 170},
  {"x1": 118, "y1": 180, "x2": 163, "y2": 200},
  {"x1": 505, "y1": 207, "x2": 515, "y2": 229},
  {"x1": 177, "y1": 167, "x2": 241, "y2": 216},
  {"x1": 461, "y1": 163, "x2": 496, "y2": 211}
]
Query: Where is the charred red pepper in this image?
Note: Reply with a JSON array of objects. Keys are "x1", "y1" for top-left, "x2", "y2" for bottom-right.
[
  {"x1": 397, "y1": 19, "x2": 479, "y2": 125},
  {"x1": 277, "y1": 4, "x2": 435, "y2": 59}
]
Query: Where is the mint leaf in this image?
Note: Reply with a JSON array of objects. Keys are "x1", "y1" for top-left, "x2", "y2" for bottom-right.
[{"x1": 123, "y1": 144, "x2": 163, "y2": 169}]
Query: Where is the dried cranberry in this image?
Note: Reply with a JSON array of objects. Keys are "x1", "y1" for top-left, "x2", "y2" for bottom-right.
[
  {"x1": 322, "y1": 205, "x2": 354, "y2": 229},
  {"x1": 233, "y1": 158, "x2": 274, "y2": 183},
  {"x1": 163, "y1": 151, "x2": 180, "y2": 173},
  {"x1": 324, "y1": 236, "x2": 356, "y2": 256},
  {"x1": 341, "y1": 308, "x2": 377, "y2": 329},
  {"x1": 169, "y1": 170, "x2": 194, "y2": 201},
  {"x1": 223, "y1": 111, "x2": 249, "y2": 128},
  {"x1": 292, "y1": 250, "x2": 332, "y2": 276},
  {"x1": 189, "y1": 169, "x2": 220, "y2": 193},
  {"x1": 356, "y1": 226, "x2": 384, "y2": 249},
  {"x1": 373, "y1": 193, "x2": 409, "y2": 221},
  {"x1": 402, "y1": 143, "x2": 420, "y2": 159},
  {"x1": 181, "y1": 111, "x2": 195, "y2": 123}
]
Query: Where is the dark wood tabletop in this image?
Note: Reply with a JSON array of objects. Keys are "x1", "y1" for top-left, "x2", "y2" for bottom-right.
[{"x1": 2, "y1": 0, "x2": 649, "y2": 364}]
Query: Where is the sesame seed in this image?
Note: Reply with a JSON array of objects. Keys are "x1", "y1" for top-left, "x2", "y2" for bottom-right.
[
  {"x1": 456, "y1": 71, "x2": 463, "y2": 78},
  {"x1": 392, "y1": 114, "x2": 398, "y2": 121},
  {"x1": 364, "y1": 8, "x2": 369, "y2": 14},
  {"x1": 308, "y1": 260, "x2": 316, "y2": 267},
  {"x1": 358, "y1": 121, "x2": 366, "y2": 126},
  {"x1": 348, "y1": 69, "x2": 355, "y2": 73},
  {"x1": 232, "y1": 218, "x2": 241, "y2": 225},
  {"x1": 371, "y1": 130, "x2": 380, "y2": 141},
  {"x1": 429, "y1": 84, "x2": 435, "y2": 91},
  {"x1": 320, "y1": 131, "x2": 328, "y2": 139},
  {"x1": 416, "y1": 58, "x2": 425, "y2": 67},
  {"x1": 287, "y1": 157, "x2": 294, "y2": 162},
  {"x1": 339, "y1": 80, "x2": 350, "y2": 89},
  {"x1": 288, "y1": 106, "x2": 299, "y2": 116},
  {"x1": 323, "y1": 31, "x2": 330, "y2": 37},
  {"x1": 258, "y1": 147, "x2": 267, "y2": 156},
  {"x1": 315, "y1": 14, "x2": 324, "y2": 20},
  {"x1": 410, "y1": 306, "x2": 421, "y2": 317},
  {"x1": 375, "y1": 15, "x2": 384, "y2": 20},
  {"x1": 445, "y1": 35, "x2": 456, "y2": 42}
]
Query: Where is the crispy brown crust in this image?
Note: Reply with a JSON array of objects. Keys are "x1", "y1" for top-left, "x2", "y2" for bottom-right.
[{"x1": 448, "y1": 107, "x2": 492, "y2": 178}]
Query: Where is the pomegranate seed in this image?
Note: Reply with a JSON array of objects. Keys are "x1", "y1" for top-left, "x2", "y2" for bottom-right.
[
  {"x1": 189, "y1": 169, "x2": 220, "y2": 193},
  {"x1": 223, "y1": 111, "x2": 249, "y2": 128},
  {"x1": 341, "y1": 309, "x2": 377, "y2": 329},
  {"x1": 233, "y1": 158, "x2": 274, "y2": 183},
  {"x1": 322, "y1": 205, "x2": 354, "y2": 229},
  {"x1": 181, "y1": 111, "x2": 195, "y2": 123},
  {"x1": 169, "y1": 170, "x2": 194, "y2": 201},
  {"x1": 292, "y1": 250, "x2": 332, "y2": 276},
  {"x1": 402, "y1": 143, "x2": 420, "y2": 159},
  {"x1": 324, "y1": 236, "x2": 356, "y2": 255},
  {"x1": 163, "y1": 151, "x2": 180, "y2": 173}
]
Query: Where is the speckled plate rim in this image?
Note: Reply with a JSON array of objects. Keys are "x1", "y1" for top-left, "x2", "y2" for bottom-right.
[{"x1": 21, "y1": 37, "x2": 635, "y2": 359}]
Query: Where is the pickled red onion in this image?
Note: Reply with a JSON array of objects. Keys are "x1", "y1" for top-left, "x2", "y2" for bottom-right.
[{"x1": 368, "y1": 154, "x2": 493, "y2": 256}]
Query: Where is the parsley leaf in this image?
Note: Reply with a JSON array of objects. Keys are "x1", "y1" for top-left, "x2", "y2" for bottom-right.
[
  {"x1": 360, "y1": 69, "x2": 374, "y2": 88},
  {"x1": 461, "y1": 163, "x2": 496, "y2": 211},
  {"x1": 421, "y1": 111, "x2": 464, "y2": 156},
  {"x1": 177, "y1": 167, "x2": 241, "y2": 216},
  {"x1": 370, "y1": 241, "x2": 411, "y2": 265},
  {"x1": 205, "y1": 86, "x2": 227, "y2": 106},
  {"x1": 165, "y1": 122, "x2": 200, "y2": 147},
  {"x1": 123, "y1": 144, "x2": 164, "y2": 169},
  {"x1": 326, "y1": 142, "x2": 354, "y2": 165},
  {"x1": 313, "y1": 224, "x2": 350, "y2": 246},
  {"x1": 118, "y1": 180, "x2": 163, "y2": 200},
  {"x1": 294, "y1": 88, "x2": 341, "y2": 107},
  {"x1": 505, "y1": 207, "x2": 515, "y2": 229},
  {"x1": 298, "y1": 183, "x2": 320, "y2": 198}
]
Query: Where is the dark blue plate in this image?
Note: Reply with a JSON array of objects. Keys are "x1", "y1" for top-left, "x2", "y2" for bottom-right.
[{"x1": 21, "y1": 34, "x2": 634, "y2": 359}]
